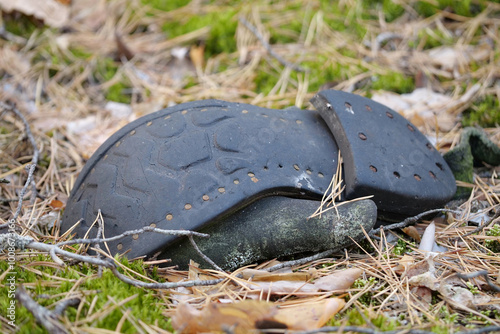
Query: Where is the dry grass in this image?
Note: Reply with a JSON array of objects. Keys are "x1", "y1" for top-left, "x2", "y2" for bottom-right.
[{"x1": 1, "y1": 0, "x2": 500, "y2": 333}]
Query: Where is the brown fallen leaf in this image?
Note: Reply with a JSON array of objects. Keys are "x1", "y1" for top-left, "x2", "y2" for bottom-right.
[
  {"x1": 274, "y1": 298, "x2": 345, "y2": 330},
  {"x1": 171, "y1": 301, "x2": 281, "y2": 334},
  {"x1": 0, "y1": 0, "x2": 70, "y2": 28},
  {"x1": 171, "y1": 298, "x2": 345, "y2": 333},
  {"x1": 402, "y1": 226, "x2": 421, "y2": 242},
  {"x1": 49, "y1": 199, "x2": 64, "y2": 211},
  {"x1": 313, "y1": 268, "x2": 363, "y2": 291},
  {"x1": 394, "y1": 255, "x2": 415, "y2": 275},
  {"x1": 411, "y1": 286, "x2": 433, "y2": 305}
]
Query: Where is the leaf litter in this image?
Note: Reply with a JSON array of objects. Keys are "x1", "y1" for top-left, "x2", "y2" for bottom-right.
[{"x1": 1, "y1": 0, "x2": 500, "y2": 333}]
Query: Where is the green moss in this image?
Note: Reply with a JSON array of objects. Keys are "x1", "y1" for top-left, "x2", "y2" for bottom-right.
[
  {"x1": 94, "y1": 58, "x2": 132, "y2": 103},
  {"x1": 3, "y1": 14, "x2": 40, "y2": 38},
  {"x1": 414, "y1": 0, "x2": 486, "y2": 18},
  {"x1": 319, "y1": 3, "x2": 369, "y2": 40},
  {"x1": 372, "y1": 72, "x2": 414, "y2": 94},
  {"x1": 351, "y1": 277, "x2": 378, "y2": 306},
  {"x1": 379, "y1": 0, "x2": 405, "y2": 22},
  {"x1": 462, "y1": 95, "x2": 500, "y2": 128},
  {"x1": 485, "y1": 223, "x2": 500, "y2": 253},
  {"x1": 328, "y1": 308, "x2": 399, "y2": 330},
  {"x1": 0, "y1": 255, "x2": 171, "y2": 333},
  {"x1": 417, "y1": 28, "x2": 456, "y2": 49},
  {"x1": 393, "y1": 239, "x2": 412, "y2": 255},
  {"x1": 161, "y1": 8, "x2": 238, "y2": 56},
  {"x1": 144, "y1": 0, "x2": 190, "y2": 11},
  {"x1": 70, "y1": 47, "x2": 93, "y2": 60},
  {"x1": 254, "y1": 65, "x2": 279, "y2": 95},
  {"x1": 431, "y1": 325, "x2": 452, "y2": 334},
  {"x1": 106, "y1": 82, "x2": 132, "y2": 104}
]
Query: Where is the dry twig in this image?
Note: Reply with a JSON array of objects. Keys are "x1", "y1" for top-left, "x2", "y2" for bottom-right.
[
  {"x1": 239, "y1": 16, "x2": 306, "y2": 72},
  {"x1": 369, "y1": 208, "x2": 461, "y2": 237},
  {"x1": 16, "y1": 286, "x2": 68, "y2": 334},
  {"x1": 452, "y1": 209, "x2": 500, "y2": 241},
  {"x1": 456, "y1": 270, "x2": 500, "y2": 292}
]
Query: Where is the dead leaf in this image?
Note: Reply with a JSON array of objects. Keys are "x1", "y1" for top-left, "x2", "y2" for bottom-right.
[
  {"x1": 49, "y1": 199, "x2": 64, "y2": 211},
  {"x1": 427, "y1": 44, "x2": 492, "y2": 72},
  {"x1": 274, "y1": 299, "x2": 345, "y2": 330},
  {"x1": 371, "y1": 88, "x2": 456, "y2": 131},
  {"x1": 402, "y1": 226, "x2": 421, "y2": 242},
  {"x1": 438, "y1": 284, "x2": 475, "y2": 309},
  {"x1": 394, "y1": 255, "x2": 415, "y2": 275},
  {"x1": 411, "y1": 286, "x2": 433, "y2": 305},
  {"x1": 171, "y1": 301, "x2": 280, "y2": 333},
  {"x1": 0, "y1": 0, "x2": 70, "y2": 28},
  {"x1": 405, "y1": 260, "x2": 430, "y2": 279},
  {"x1": 171, "y1": 299, "x2": 345, "y2": 333},
  {"x1": 313, "y1": 268, "x2": 363, "y2": 291},
  {"x1": 408, "y1": 271, "x2": 439, "y2": 290}
]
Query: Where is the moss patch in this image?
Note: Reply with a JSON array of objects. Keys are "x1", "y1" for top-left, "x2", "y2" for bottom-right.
[{"x1": 0, "y1": 256, "x2": 171, "y2": 333}]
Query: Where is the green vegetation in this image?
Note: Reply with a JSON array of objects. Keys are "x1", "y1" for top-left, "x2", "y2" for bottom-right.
[
  {"x1": 159, "y1": 5, "x2": 239, "y2": 56},
  {"x1": 485, "y1": 223, "x2": 500, "y2": 253},
  {"x1": 372, "y1": 72, "x2": 415, "y2": 94},
  {"x1": 463, "y1": 95, "x2": 500, "y2": 128},
  {"x1": 0, "y1": 255, "x2": 171, "y2": 333},
  {"x1": 414, "y1": 0, "x2": 486, "y2": 17},
  {"x1": 393, "y1": 238, "x2": 410, "y2": 255},
  {"x1": 352, "y1": 276, "x2": 378, "y2": 306},
  {"x1": 328, "y1": 308, "x2": 399, "y2": 330},
  {"x1": 2, "y1": 14, "x2": 40, "y2": 38}
]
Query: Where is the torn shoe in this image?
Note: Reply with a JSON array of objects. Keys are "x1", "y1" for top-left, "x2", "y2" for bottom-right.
[{"x1": 61, "y1": 89, "x2": 456, "y2": 267}]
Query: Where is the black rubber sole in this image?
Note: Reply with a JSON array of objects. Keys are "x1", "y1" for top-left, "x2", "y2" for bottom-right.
[
  {"x1": 311, "y1": 90, "x2": 456, "y2": 217},
  {"x1": 62, "y1": 100, "x2": 339, "y2": 258},
  {"x1": 62, "y1": 89, "x2": 457, "y2": 261}
]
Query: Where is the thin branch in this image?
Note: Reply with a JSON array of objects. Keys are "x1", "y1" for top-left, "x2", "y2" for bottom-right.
[
  {"x1": 0, "y1": 196, "x2": 30, "y2": 203},
  {"x1": 95, "y1": 210, "x2": 104, "y2": 277},
  {"x1": 16, "y1": 286, "x2": 68, "y2": 334},
  {"x1": 3, "y1": 232, "x2": 223, "y2": 290},
  {"x1": 239, "y1": 16, "x2": 306, "y2": 72},
  {"x1": 369, "y1": 209, "x2": 461, "y2": 237},
  {"x1": 456, "y1": 270, "x2": 500, "y2": 292},
  {"x1": 1, "y1": 102, "x2": 40, "y2": 165},
  {"x1": 456, "y1": 326, "x2": 500, "y2": 334},
  {"x1": 1, "y1": 102, "x2": 40, "y2": 223},
  {"x1": 452, "y1": 209, "x2": 500, "y2": 241},
  {"x1": 109, "y1": 265, "x2": 224, "y2": 289},
  {"x1": 55, "y1": 226, "x2": 209, "y2": 247},
  {"x1": 12, "y1": 164, "x2": 37, "y2": 222},
  {"x1": 52, "y1": 298, "x2": 81, "y2": 317},
  {"x1": 264, "y1": 249, "x2": 335, "y2": 272},
  {"x1": 188, "y1": 234, "x2": 225, "y2": 272}
]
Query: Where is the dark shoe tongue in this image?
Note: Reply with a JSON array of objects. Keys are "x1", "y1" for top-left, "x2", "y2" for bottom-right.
[{"x1": 311, "y1": 89, "x2": 456, "y2": 218}]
